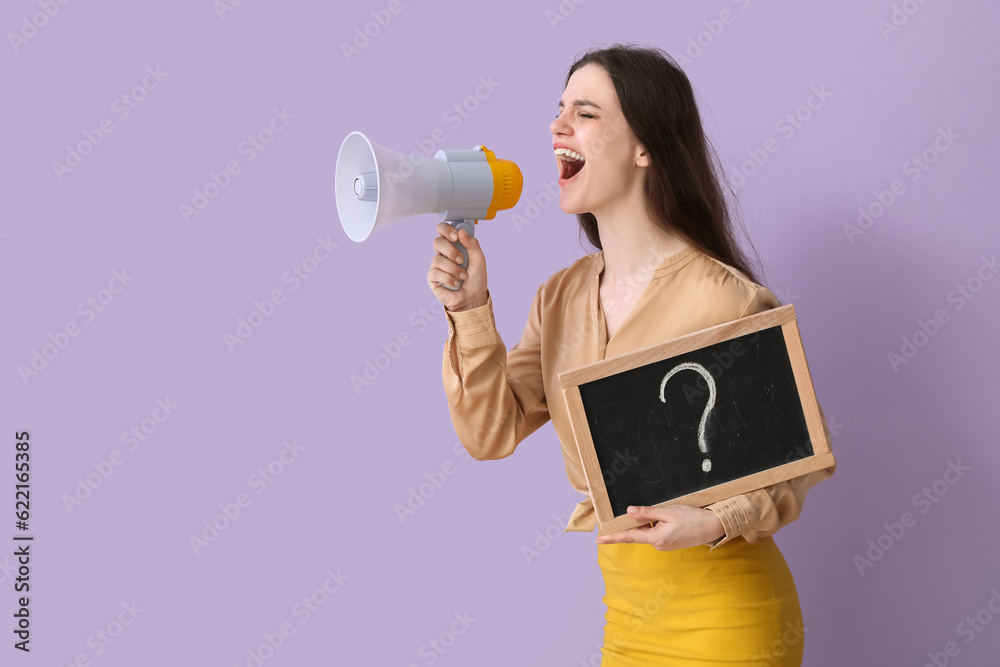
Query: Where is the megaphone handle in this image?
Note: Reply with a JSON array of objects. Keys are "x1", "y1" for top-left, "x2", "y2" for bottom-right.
[{"x1": 442, "y1": 219, "x2": 476, "y2": 291}]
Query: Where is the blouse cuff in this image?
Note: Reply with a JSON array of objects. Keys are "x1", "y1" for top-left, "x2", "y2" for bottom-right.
[
  {"x1": 444, "y1": 291, "x2": 500, "y2": 349},
  {"x1": 705, "y1": 494, "x2": 757, "y2": 551}
]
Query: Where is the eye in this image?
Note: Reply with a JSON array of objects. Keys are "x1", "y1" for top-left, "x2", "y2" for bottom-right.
[{"x1": 580, "y1": 113, "x2": 594, "y2": 118}]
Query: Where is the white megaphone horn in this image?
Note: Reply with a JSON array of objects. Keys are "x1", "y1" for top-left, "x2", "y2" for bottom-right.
[{"x1": 335, "y1": 131, "x2": 523, "y2": 290}]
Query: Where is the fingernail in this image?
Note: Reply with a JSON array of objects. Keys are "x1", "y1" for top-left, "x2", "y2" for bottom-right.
[
  {"x1": 460, "y1": 272, "x2": 468, "y2": 280},
  {"x1": 627, "y1": 506, "x2": 636, "y2": 514},
  {"x1": 450, "y1": 233, "x2": 457, "y2": 240}
]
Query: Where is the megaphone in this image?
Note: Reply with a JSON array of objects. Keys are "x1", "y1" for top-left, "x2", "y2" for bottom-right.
[{"x1": 335, "y1": 131, "x2": 523, "y2": 290}]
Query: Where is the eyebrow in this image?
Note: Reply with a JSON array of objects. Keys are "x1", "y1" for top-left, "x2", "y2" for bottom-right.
[{"x1": 558, "y1": 99, "x2": 602, "y2": 110}]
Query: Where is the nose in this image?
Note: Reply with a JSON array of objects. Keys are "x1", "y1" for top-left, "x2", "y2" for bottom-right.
[{"x1": 550, "y1": 110, "x2": 571, "y2": 137}]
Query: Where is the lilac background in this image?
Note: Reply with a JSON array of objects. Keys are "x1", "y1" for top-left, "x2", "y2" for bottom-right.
[{"x1": 3, "y1": 1, "x2": 999, "y2": 665}]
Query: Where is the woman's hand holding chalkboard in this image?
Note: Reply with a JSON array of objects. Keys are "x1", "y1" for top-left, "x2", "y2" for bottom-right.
[
  {"x1": 594, "y1": 505, "x2": 725, "y2": 551},
  {"x1": 428, "y1": 222, "x2": 489, "y2": 312}
]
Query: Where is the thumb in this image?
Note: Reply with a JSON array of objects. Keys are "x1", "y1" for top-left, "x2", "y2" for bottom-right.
[
  {"x1": 627, "y1": 505, "x2": 663, "y2": 523},
  {"x1": 458, "y1": 228, "x2": 483, "y2": 261}
]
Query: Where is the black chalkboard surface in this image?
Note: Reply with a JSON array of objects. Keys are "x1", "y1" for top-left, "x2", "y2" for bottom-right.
[{"x1": 559, "y1": 305, "x2": 835, "y2": 536}]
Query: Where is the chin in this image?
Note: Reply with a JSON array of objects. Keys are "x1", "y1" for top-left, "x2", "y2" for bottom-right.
[
  {"x1": 559, "y1": 202, "x2": 584, "y2": 216},
  {"x1": 558, "y1": 189, "x2": 587, "y2": 216},
  {"x1": 559, "y1": 196, "x2": 593, "y2": 217}
]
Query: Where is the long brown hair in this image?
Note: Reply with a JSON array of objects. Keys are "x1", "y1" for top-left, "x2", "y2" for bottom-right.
[{"x1": 563, "y1": 42, "x2": 765, "y2": 286}]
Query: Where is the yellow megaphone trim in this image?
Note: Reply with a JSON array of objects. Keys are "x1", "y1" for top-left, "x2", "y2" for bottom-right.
[{"x1": 477, "y1": 145, "x2": 524, "y2": 221}]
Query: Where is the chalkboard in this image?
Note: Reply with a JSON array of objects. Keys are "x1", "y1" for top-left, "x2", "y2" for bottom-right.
[{"x1": 558, "y1": 305, "x2": 835, "y2": 536}]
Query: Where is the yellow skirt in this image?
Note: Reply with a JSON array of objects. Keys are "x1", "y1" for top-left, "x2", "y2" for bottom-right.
[{"x1": 597, "y1": 536, "x2": 804, "y2": 666}]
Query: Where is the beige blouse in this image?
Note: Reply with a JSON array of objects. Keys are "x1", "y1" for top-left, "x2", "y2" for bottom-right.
[{"x1": 441, "y1": 245, "x2": 836, "y2": 550}]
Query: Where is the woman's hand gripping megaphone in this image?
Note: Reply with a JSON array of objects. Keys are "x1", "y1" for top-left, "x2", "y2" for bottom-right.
[{"x1": 428, "y1": 221, "x2": 489, "y2": 312}]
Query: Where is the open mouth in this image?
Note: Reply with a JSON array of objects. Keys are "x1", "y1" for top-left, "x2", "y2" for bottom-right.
[{"x1": 555, "y1": 148, "x2": 585, "y2": 184}]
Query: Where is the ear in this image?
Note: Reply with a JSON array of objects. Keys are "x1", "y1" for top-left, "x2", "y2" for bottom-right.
[{"x1": 635, "y1": 146, "x2": 651, "y2": 168}]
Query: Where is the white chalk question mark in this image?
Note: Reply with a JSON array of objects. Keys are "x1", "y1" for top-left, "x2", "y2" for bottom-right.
[{"x1": 659, "y1": 362, "x2": 716, "y2": 473}]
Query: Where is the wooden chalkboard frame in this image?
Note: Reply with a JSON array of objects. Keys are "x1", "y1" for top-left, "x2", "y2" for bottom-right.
[{"x1": 558, "y1": 304, "x2": 835, "y2": 536}]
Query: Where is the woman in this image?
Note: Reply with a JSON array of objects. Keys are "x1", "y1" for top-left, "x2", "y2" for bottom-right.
[{"x1": 427, "y1": 43, "x2": 836, "y2": 666}]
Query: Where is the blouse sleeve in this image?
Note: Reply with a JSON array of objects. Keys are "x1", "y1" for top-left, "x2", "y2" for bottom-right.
[
  {"x1": 703, "y1": 286, "x2": 838, "y2": 550},
  {"x1": 441, "y1": 287, "x2": 550, "y2": 460}
]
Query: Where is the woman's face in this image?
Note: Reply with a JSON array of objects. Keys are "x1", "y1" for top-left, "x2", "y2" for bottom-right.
[{"x1": 550, "y1": 63, "x2": 649, "y2": 216}]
